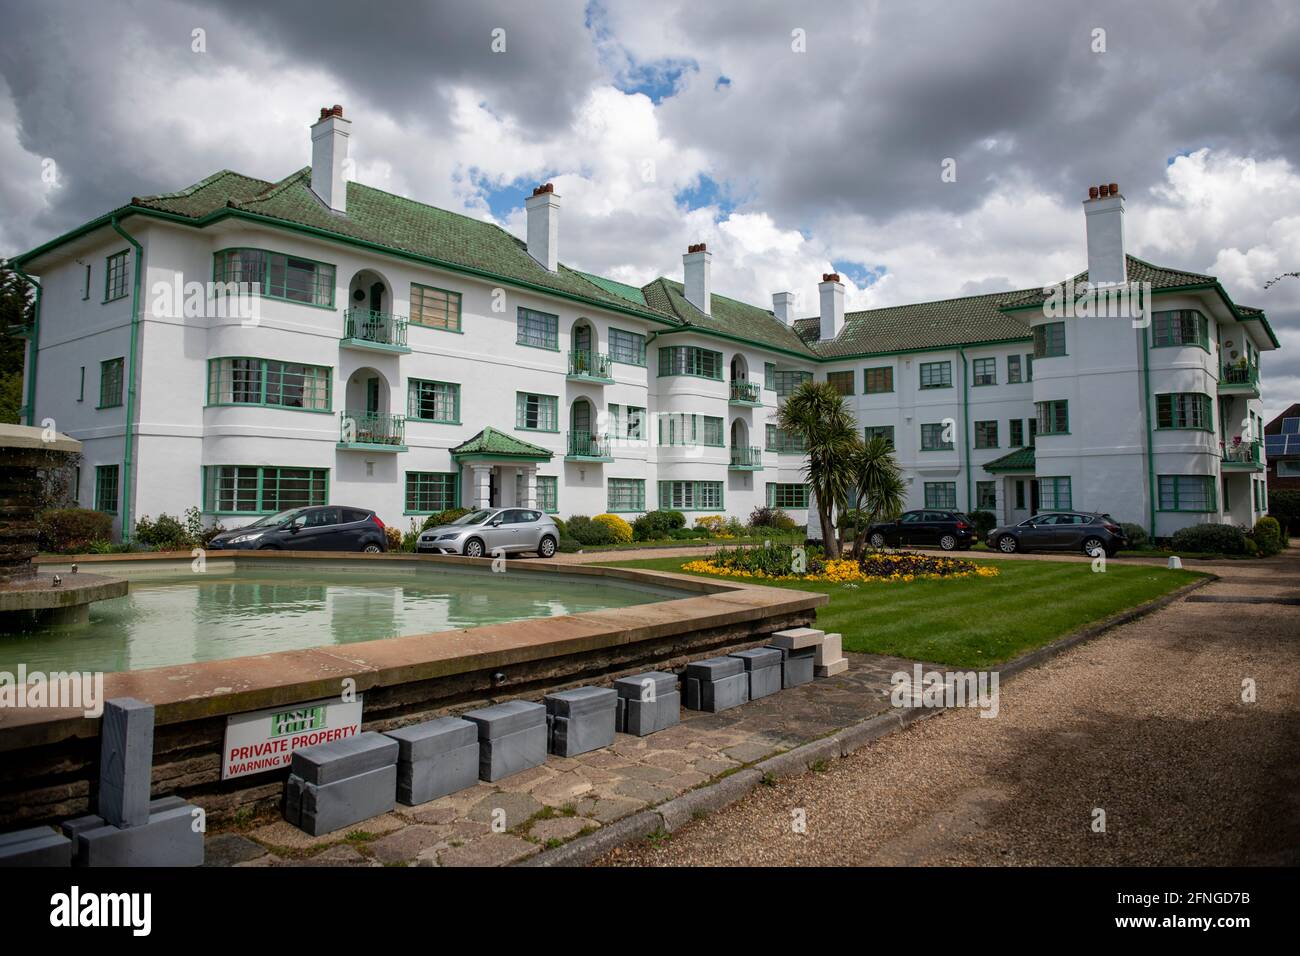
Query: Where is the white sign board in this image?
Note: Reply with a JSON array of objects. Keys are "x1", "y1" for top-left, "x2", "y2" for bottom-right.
[{"x1": 221, "y1": 695, "x2": 363, "y2": 780}]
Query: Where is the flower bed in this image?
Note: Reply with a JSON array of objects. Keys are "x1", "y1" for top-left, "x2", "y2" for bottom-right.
[{"x1": 682, "y1": 545, "x2": 999, "y2": 583}]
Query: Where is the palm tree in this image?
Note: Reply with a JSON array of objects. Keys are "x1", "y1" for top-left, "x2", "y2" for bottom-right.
[
  {"x1": 778, "y1": 381, "x2": 860, "y2": 558},
  {"x1": 847, "y1": 436, "x2": 906, "y2": 557}
]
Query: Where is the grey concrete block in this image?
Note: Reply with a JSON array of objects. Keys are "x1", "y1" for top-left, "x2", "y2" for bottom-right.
[
  {"x1": 545, "y1": 686, "x2": 617, "y2": 717},
  {"x1": 769, "y1": 627, "x2": 825, "y2": 650},
  {"x1": 479, "y1": 723, "x2": 547, "y2": 782},
  {"x1": 290, "y1": 731, "x2": 398, "y2": 786},
  {"x1": 622, "y1": 691, "x2": 680, "y2": 736},
  {"x1": 746, "y1": 664, "x2": 782, "y2": 700},
  {"x1": 72, "y1": 802, "x2": 204, "y2": 867},
  {"x1": 684, "y1": 676, "x2": 702, "y2": 710},
  {"x1": 0, "y1": 826, "x2": 72, "y2": 867},
  {"x1": 701, "y1": 672, "x2": 749, "y2": 712},
  {"x1": 684, "y1": 656, "x2": 745, "y2": 681},
  {"x1": 396, "y1": 742, "x2": 480, "y2": 805},
  {"x1": 613, "y1": 671, "x2": 677, "y2": 701},
  {"x1": 730, "y1": 647, "x2": 782, "y2": 670},
  {"x1": 769, "y1": 645, "x2": 815, "y2": 688},
  {"x1": 291, "y1": 764, "x2": 398, "y2": 836},
  {"x1": 98, "y1": 697, "x2": 155, "y2": 829},
  {"x1": 549, "y1": 706, "x2": 616, "y2": 757},
  {"x1": 463, "y1": 700, "x2": 546, "y2": 738},
  {"x1": 384, "y1": 717, "x2": 477, "y2": 762}
]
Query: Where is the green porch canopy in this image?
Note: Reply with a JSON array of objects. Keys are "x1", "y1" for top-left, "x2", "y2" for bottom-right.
[
  {"x1": 982, "y1": 446, "x2": 1036, "y2": 474},
  {"x1": 450, "y1": 427, "x2": 553, "y2": 464}
]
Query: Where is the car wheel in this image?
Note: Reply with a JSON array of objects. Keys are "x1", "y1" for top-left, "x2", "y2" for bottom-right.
[
  {"x1": 538, "y1": 535, "x2": 557, "y2": 558},
  {"x1": 869, "y1": 532, "x2": 886, "y2": 549},
  {"x1": 997, "y1": 534, "x2": 1019, "y2": 554},
  {"x1": 1082, "y1": 536, "x2": 1106, "y2": 557},
  {"x1": 257, "y1": 544, "x2": 279, "y2": 550},
  {"x1": 939, "y1": 534, "x2": 957, "y2": 551},
  {"x1": 362, "y1": 544, "x2": 382, "y2": 554},
  {"x1": 463, "y1": 538, "x2": 485, "y2": 558}
]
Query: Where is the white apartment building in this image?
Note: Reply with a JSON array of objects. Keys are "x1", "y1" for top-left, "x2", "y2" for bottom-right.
[{"x1": 11, "y1": 107, "x2": 1279, "y2": 542}]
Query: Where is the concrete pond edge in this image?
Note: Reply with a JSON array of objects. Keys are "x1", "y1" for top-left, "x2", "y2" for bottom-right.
[{"x1": 517, "y1": 572, "x2": 1216, "y2": 867}]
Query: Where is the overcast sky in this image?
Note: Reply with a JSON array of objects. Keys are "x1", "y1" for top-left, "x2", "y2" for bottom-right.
[{"x1": 2, "y1": 0, "x2": 1297, "y2": 418}]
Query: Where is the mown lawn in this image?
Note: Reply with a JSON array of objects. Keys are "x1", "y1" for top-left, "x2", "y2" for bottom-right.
[{"x1": 601, "y1": 555, "x2": 1205, "y2": 668}]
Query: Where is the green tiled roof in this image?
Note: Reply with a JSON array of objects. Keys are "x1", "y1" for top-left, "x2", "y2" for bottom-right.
[
  {"x1": 793, "y1": 288, "x2": 1035, "y2": 358},
  {"x1": 983, "y1": 446, "x2": 1036, "y2": 473},
  {"x1": 641, "y1": 277, "x2": 818, "y2": 358},
  {"x1": 998, "y1": 255, "x2": 1223, "y2": 311},
  {"x1": 576, "y1": 271, "x2": 648, "y2": 307},
  {"x1": 450, "y1": 427, "x2": 552, "y2": 461},
  {"x1": 127, "y1": 168, "x2": 679, "y2": 326}
]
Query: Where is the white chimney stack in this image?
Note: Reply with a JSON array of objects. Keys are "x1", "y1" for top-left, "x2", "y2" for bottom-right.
[
  {"x1": 310, "y1": 105, "x2": 351, "y2": 214},
  {"x1": 772, "y1": 291, "x2": 794, "y2": 325},
  {"x1": 818, "y1": 273, "x2": 845, "y2": 342},
  {"x1": 1083, "y1": 182, "x2": 1126, "y2": 287},
  {"x1": 683, "y1": 243, "x2": 712, "y2": 315},
  {"x1": 525, "y1": 183, "x2": 560, "y2": 271}
]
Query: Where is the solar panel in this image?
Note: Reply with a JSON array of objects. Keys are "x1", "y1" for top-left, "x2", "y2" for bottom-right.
[
  {"x1": 1283, "y1": 417, "x2": 1300, "y2": 434},
  {"x1": 1266, "y1": 434, "x2": 1300, "y2": 455}
]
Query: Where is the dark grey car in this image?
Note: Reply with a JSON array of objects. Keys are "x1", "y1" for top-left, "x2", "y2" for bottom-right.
[
  {"x1": 986, "y1": 512, "x2": 1127, "y2": 556},
  {"x1": 416, "y1": 507, "x2": 560, "y2": 558}
]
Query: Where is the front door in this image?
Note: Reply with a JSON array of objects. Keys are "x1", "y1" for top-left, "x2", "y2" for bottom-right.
[
  {"x1": 489, "y1": 469, "x2": 499, "y2": 507},
  {"x1": 366, "y1": 377, "x2": 380, "y2": 414},
  {"x1": 573, "y1": 324, "x2": 591, "y2": 371},
  {"x1": 1029, "y1": 479, "x2": 1040, "y2": 516}
]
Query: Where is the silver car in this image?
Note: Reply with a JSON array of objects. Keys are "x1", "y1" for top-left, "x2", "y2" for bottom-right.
[{"x1": 416, "y1": 507, "x2": 560, "y2": 558}]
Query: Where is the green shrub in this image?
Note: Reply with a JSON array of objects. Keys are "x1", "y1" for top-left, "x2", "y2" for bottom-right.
[
  {"x1": 1268, "y1": 490, "x2": 1300, "y2": 533},
  {"x1": 593, "y1": 513, "x2": 633, "y2": 544},
  {"x1": 422, "y1": 508, "x2": 472, "y2": 531},
  {"x1": 400, "y1": 519, "x2": 422, "y2": 553},
  {"x1": 968, "y1": 510, "x2": 997, "y2": 538},
  {"x1": 1252, "y1": 516, "x2": 1283, "y2": 556},
  {"x1": 1120, "y1": 522, "x2": 1149, "y2": 550},
  {"x1": 37, "y1": 508, "x2": 114, "y2": 553},
  {"x1": 550, "y1": 516, "x2": 567, "y2": 538},
  {"x1": 749, "y1": 506, "x2": 797, "y2": 532},
  {"x1": 1244, "y1": 537, "x2": 1259, "y2": 556},
  {"x1": 557, "y1": 536, "x2": 582, "y2": 553},
  {"x1": 1168, "y1": 522, "x2": 1247, "y2": 555},
  {"x1": 567, "y1": 515, "x2": 618, "y2": 546},
  {"x1": 668, "y1": 527, "x2": 706, "y2": 540},
  {"x1": 134, "y1": 513, "x2": 194, "y2": 550},
  {"x1": 632, "y1": 510, "x2": 683, "y2": 541}
]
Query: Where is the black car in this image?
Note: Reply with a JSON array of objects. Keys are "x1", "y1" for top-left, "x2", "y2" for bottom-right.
[
  {"x1": 865, "y1": 510, "x2": 975, "y2": 551},
  {"x1": 986, "y1": 512, "x2": 1127, "y2": 556},
  {"x1": 208, "y1": 506, "x2": 389, "y2": 552}
]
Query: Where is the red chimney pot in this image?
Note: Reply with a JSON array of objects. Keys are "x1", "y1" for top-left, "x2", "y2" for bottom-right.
[
  {"x1": 1088, "y1": 186, "x2": 1099, "y2": 199},
  {"x1": 822, "y1": 272, "x2": 841, "y2": 283},
  {"x1": 1109, "y1": 182, "x2": 1119, "y2": 196}
]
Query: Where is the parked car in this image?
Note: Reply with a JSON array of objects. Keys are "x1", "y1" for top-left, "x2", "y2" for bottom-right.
[
  {"x1": 865, "y1": 510, "x2": 975, "y2": 551},
  {"x1": 208, "y1": 506, "x2": 389, "y2": 552},
  {"x1": 417, "y1": 507, "x2": 560, "y2": 558},
  {"x1": 986, "y1": 512, "x2": 1127, "y2": 556}
]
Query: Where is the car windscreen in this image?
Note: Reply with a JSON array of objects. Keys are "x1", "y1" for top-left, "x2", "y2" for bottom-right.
[
  {"x1": 245, "y1": 508, "x2": 308, "y2": 529},
  {"x1": 451, "y1": 510, "x2": 496, "y2": 525}
]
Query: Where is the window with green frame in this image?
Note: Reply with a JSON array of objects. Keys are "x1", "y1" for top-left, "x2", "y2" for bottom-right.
[
  {"x1": 609, "y1": 328, "x2": 646, "y2": 366},
  {"x1": 924, "y1": 482, "x2": 957, "y2": 509},
  {"x1": 607, "y1": 478, "x2": 645, "y2": 512},
  {"x1": 1033, "y1": 322, "x2": 1066, "y2": 358},
  {"x1": 864, "y1": 424, "x2": 895, "y2": 447},
  {"x1": 764, "y1": 362, "x2": 776, "y2": 390},
  {"x1": 207, "y1": 358, "x2": 331, "y2": 411},
  {"x1": 766, "y1": 424, "x2": 807, "y2": 454},
  {"x1": 976, "y1": 481, "x2": 997, "y2": 509},
  {"x1": 203, "y1": 465, "x2": 328, "y2": 514},
  {"x1": 659, "y1": 480, "x2": 723, "y2": 511},
  {"x1": 94, "y1": 465, "x2": 119, "y2": 514},
  {"x1": 972, "y1": 357, "x2": 997, "y2": 385},
  {"x1": 515, "y1": 392, "x2": 558, "y2": 431},
  {"x1": 974, "y1": 420, "x2": 999, "y2": 448},
  {"x1": 658, "y1": 413, "x2": 723, "y2": 446},
  {"x1": 1007, "y1": 354, "x2": 1023, "y2": 384},
  {"x1": 919, "y1": 361, "x2": 952, "y2": 389},
  {"x1": 407, "y1": 379, "x2": 460, "y2": 423},
  {"x1": 1158, "y1": 475, "x2": 1214, "y2": 512},
  {"x1": 1038, "y1": 476, "x2": 1072, "y2": 510},
  {"x1": 98, "y1": 358, "x2": 124, "y2": 409},
  {"x1": 405, "y1": 471, "x2": 459, "y2": 513},
  {"x1": 1156, "y1": 393, "x2": 1213, "y2": 430},
  {"x1": 1025, "y1": 354, "x2": 1034, "y2": 381},
  {"x1": 773, "y1": 369, "x2": 812, "y2": 396},
  {"x1": 104, "y1": 250, "x2": 129, "y2": 302},
  {"x1": 920, "y1": 422, "x2": 953, "y2": 450},
  {"x1": 536, "y1": 475, "x2": 558, "y2": 513},
  {"x1": 1152, "y1": 310, "x2": 1209, "y2": 350},
  {"x1": 410, "y1": 283, "x2": 462, "y2": 331},
  {"x1": 516, "y1": 307, "x2": 559, "y2": 349},
  {"x1": 213, "y1": 249, "x2": 336, "y2": 307},
  {"x1": 1036, "y1": 399, "x2": 1069, "y2": 434},
  {"x1": 766, "y1": 483, "x2": 808, "y2": 510},
  {"x1": 608, "y1": 404, "x2": 645, "y2": 441},
  {"x1": 864, "y1": 366, "x2": 893, "y2": 394},
  {"x1": 1009, "y1": 418, "x2": 1025, "y2": 446},
  {"x1": 658, "y1": 345, "x2": 722, "y2": 379},
  {"x1": 826, "y1": 370, "x2": 855, "y2": 395}
]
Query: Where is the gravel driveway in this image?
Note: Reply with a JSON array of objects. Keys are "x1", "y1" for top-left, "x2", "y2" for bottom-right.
[{"x1": 598, "y1": 551, "x2": 1300, "y2": 866}]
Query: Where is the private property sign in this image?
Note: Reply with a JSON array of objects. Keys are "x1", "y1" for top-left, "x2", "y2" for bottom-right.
[{"x1": 221, "y1": 696, "x2": 363, "y2": 779}]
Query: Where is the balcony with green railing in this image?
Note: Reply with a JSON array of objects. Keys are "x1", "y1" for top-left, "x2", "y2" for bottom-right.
[
  {"x1": 342, "y1": 309, "x2": 411, "y2": 354},
  {"x1": 565, "y1": 431, "x2": 613, "y2": 462},
  {"x1": 567, "y1": 350, "x2": 614, "y2": 384},
  {"x1": 728, "y1": 380, "x2": 762, "y2": 407},
  {"x1": 337, "y1": 410, "x2": 407, "y2": 452},
  {"x1": 729, "y1": 445, "x2": 764, "y2": 470},
  {"x1": 766, "y1": 433, "x2": 808, "y2": 455},
  {"x1": 1219, "y1": 361, "x2": 1260, "y2": 398},
  {"x1": 1221, "y1": 438, "x2": 1262, "y2": 470}
]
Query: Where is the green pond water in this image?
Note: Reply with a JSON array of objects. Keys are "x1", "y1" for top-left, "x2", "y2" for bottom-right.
[{"x1": 0, "y1": 567, "x2": 679, "y2": 674}]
